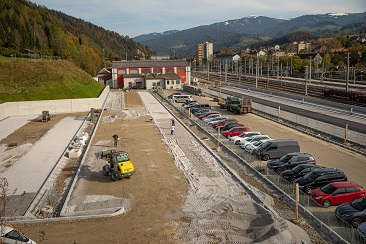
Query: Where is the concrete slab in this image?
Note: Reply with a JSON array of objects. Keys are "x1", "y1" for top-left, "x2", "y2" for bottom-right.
[
  {"x1": 0, "y1": 115, "x2": 38, "y2": 141},
  {"x1": 1, "y1": 116, "x2": 84, "y2": 194}
]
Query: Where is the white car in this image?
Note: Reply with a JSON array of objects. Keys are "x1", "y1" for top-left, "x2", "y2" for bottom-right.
[
  {"x1": 202, "y1": 114, "x2": 221, "y2": 122},
  {"x1": 238, "y1": 135, "x2": 271, "y2": 149},
  {"x1": 229, "y1": 131, "x2": 261, "y2": 144},
  {"x1": 1, "y1": 226, "x2": 36, "y2": 244},
  {"x1": 244, "y1": 139, "x2": 271, "y2": 154},
  {"x1": 207, "y1": 116, "x2": 228, "y2": 125}
]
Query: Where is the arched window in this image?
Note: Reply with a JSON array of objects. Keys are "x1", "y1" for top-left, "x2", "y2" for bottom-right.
[
  {"x1": 141, "y1": 69, "x2": 151, "y2": 74},
  {"x1": 154, "y1": 69, "x2": 162, "y2": 74},
  {"x1": 130, "y1": 70, "x2": 138, "y2": 74},
  {"x1": 117, "y1": 70, "x2": 126, "y2": 74},
  {"x1": 166, "y1": 68, "x2": 174, "y2": 74},
  {"x1": 177, "y1": 68, "x2": 185, "y2": 73}
]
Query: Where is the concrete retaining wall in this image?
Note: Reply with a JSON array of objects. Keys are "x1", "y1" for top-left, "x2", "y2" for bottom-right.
[{"x1": 0, "y1": 86, "x2": 110, "y2": 120}]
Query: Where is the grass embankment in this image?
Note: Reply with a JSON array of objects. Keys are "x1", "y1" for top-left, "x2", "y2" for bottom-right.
[{"x1": 0, "y1": 57, "x2": 105, "y2": 103}]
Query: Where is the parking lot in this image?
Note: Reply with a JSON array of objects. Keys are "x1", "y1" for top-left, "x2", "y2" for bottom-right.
[{"x1": 170, "y1": 90, "x2": 366, "y2": 242}]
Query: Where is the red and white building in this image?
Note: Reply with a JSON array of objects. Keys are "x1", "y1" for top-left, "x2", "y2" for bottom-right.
[{"x1": 111, "y1": 60, "x2": 191, "y2": 89}]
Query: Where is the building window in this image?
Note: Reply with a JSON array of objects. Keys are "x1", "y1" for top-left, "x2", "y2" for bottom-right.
[
  {"x1": 153, "y1": 69, "x2": 162, "y2": 74},
  {"x1": 117, "y1": 70, "x2": 126, "y2": 74},
  {"x1": 166, "y1": 68, "x2": 174, "y2": 74},
  {"x1": 176, "y1": 80, "x2": 181, "y2": 84},
  {"x1": 142, "y1": 69, "x2": 151, "y2": 74},
  {"x1": 130, "y1": 70, "x2": 138, "y2": 74},
  {"x1": 177, "y1": 68, "x2": 185, "y2": 73},
  {"x1": 167, "y1": 80, "x2": 170, "y2": 85}
]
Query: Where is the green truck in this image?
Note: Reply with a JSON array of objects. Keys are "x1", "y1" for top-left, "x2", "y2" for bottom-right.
[{"x1": 218, "y1": 96, "x2": 252, "y2": 114}]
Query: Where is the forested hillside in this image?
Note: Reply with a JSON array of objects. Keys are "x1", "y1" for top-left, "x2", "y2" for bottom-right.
[{"x1": 0, "y1": 0, "x2": 155, "y2": 75}]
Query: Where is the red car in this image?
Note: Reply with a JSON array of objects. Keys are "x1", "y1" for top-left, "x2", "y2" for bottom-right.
[
  {"x1": 198, "y1": 111, "x2": 219, "y2": 120},
  {"x1": 212, "y1": 118, "x2": 238, "y2": 129},
  {"x1": 221, "y1": 126, "x2": 251, "y2": 138},
  {"x1": 311, "y1": 181, "x2": 366, "y2": 208}
]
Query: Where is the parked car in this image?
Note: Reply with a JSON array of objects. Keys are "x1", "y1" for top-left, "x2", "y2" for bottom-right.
[
  {"x1": 221, "y1": 126, "x2": 251, "y2": 138},
  {"x1": 167, "y1": 92, "x2": 181, "y2": 99},
  {"x1": 266, "y1": 152, "x2": 315, "y2": 174},
  {"x1": 255, "y1": 139, "x2": 300, "y2": 161},
  {"x1": 202, "y1": 113, "x2": 222, "y2": 122},
  {"x1": 335, "y1": 196, "x2": 366, "y2": 228},
  {"x1": 183, "y1": 100, "x2": 199, "y2": 109},
  {"x1": 192, "y1": 103, "x2": 211, "y2": 110},
  {"x1": 311, "y1": 182, "x2": 366, "y2": 208},
  {"x1": 280, "y1": 164, "x2": 321, "y2": 182},
  {"x1": 293, "y1": 168, "x2": 347, "y2": 194},
  {"x1": 357, "y1": 222, "x2": 366, "y2": 239},
  {"x1": 244, "y1": 139, "x2": 271, "y2": 154},
  {"x1": 207, "y1": 116, "x2": 229, "y2": 125},
  {"x1": 239, "y1": 135, "x2": 272, "y2": 149},
  {"x1": 229, "y1": 131, "x2": 261, "y2": 144},
  {"x1": 198, "y1": 111, "x2": 219, "y2": 120},
  {"x1": 216, "y1": 122, "x2": 243, "y2": 132},
  {"x1": 212, "y1": 118, "x2": 238, "y2": 129},
  {"x1": 1, "y1": 225, "x2": 36, "y2": 244},
  {"x1": 192, "y1": 109, "x2": 211, "y2": 116}
]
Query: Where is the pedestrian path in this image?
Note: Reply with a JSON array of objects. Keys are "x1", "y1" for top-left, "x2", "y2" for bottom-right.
[
  {"x1": 0, "y1": 115, "x2": 38, "y2": 141},
  {"x1": 1, "y1": 116, "x2": 84, "y2": 194}
]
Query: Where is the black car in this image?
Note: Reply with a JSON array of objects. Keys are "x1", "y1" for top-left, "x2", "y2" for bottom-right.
[
  {"x1": 216, "y1": 122, "x2": 243, "y2": 132},
  {"x1": 267, "y1": 152, "x2": 316, "y2": 174},
  {"x1": 167, "y1": 92, "x2": 181, "y2": 99},
  {"x1": 281, "y1": 164, "x2": 321, "y2": 182},
  {"x1": 293, "y1": 168, "x2": 347, "y2": 194},
  {"x1": 336, "y1": 196, "x2": 366, "y2": 228}
]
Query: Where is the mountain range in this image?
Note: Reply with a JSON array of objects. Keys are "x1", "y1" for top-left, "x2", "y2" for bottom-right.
[{"x1": 133, "y1": 12, "x2": 366, "y2": 56}]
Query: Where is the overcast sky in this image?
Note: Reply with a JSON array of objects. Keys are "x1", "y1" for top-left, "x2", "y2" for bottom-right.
[{"x1": 31, "y1": 0, "x2": 366, "y2": 38}]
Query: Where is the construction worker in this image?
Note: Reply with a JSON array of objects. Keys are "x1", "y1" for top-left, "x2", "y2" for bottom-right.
[{"x1": 112, "y1": 134, "x2": 119, "y2": 147}]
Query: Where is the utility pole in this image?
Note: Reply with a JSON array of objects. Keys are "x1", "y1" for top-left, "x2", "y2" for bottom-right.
[
  {"x1": 207, "y1": 61, "x2": 210, "y2": 82},
  {"x1": 225, "y1": 60, "x2": 228, "y2": 84},
  {"x1": 346, "y1": 52, "x2": 350, "y2": 92},
  {"x1": 305, "y1": 65, "x2": 308, "y2": 96},
  {"x1": 276, "y1": 57, "x2": 279, "y2": 79},
  {"x1": 309, "y1": 56, "x2": 312, "y2": 84},
  {"x1": 239, "y1": 59, "x2": 242, "y2": 85},
  {"x1": 255, "y1": 56, "x2": 259, "y2": 88}
]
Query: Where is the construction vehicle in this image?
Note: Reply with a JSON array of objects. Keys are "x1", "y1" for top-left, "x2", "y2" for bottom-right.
[
  {"x1": 42, "y1": 110, "x2": 51, "y2": 122},
  {"x1": 96, "y1": 149, "x2": 135, "y2": 181},
  {"x1": 226, "y1": 97, "x2": 252, "y2": 114},
  {"x1": 218, "y1": 97, "x2": 240, "y2": 109}
]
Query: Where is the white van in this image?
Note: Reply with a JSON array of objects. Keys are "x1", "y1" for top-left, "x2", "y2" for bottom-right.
[{"x1": 172, "y1": 95, "x2": 192, "y2": 103}]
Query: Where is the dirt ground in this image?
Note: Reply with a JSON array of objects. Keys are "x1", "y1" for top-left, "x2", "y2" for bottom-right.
[
  {"x1": 8, "y1": 91, "x2": 188, "y2": 244},
  {"x1": 2, "y1": 90, "x2": 333, "y2": 243}
]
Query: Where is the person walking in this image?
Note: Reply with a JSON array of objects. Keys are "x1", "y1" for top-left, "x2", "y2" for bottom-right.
[
  {"x1": 171, "y1": 119, "x2": 175, "y2": 126},
  {"x1": 170, "y1": 124, "x2": 175, "y2": 135},
  {"x1": 112, "y1": 134, "x2": 119, "y2": 147}
]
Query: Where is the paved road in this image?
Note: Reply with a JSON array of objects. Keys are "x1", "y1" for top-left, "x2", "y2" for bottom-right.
[{"x1": 0, "y1": 115, "x2": 85, "y2": 216}]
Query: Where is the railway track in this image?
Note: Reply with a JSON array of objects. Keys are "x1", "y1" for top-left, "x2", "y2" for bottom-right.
[{"x1": 193, "y1": 71, "x2": 366, "y2": 107}]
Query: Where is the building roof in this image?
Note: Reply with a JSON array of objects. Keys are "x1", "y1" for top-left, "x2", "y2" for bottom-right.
[{"x1": 113, "y1": 60, "x2": 189, "y2": 68}]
